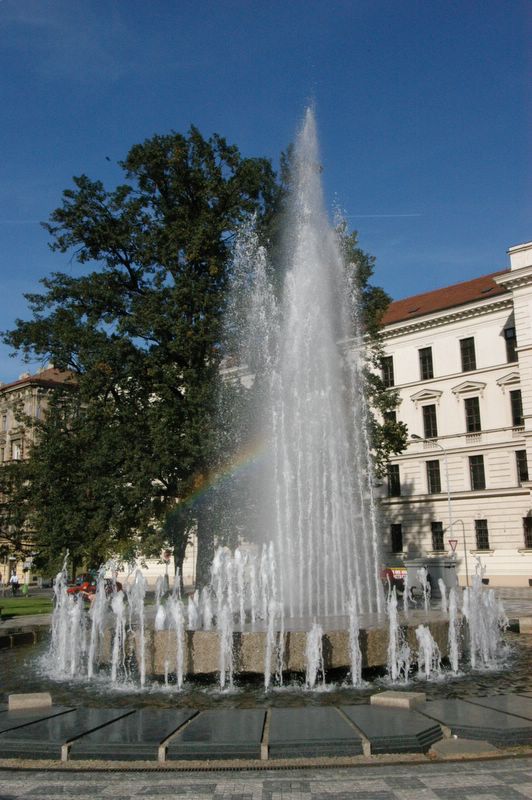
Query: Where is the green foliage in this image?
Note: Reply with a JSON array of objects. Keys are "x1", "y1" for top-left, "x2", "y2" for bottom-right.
[
  {"x1": 3, "y1": 127, "x2": 279, "y2": 574},
  {"x1": 2, "y1": 125, "x2": 404, "y2": 575}
]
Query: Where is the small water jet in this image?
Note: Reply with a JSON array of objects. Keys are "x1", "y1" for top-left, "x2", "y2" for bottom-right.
[
  {"x1": 386, "y1": 587, "x2": 411, "y2": 683},
  {"x1": 305, "y1": 622, "x2": 325, "y2": 690},
  {"x1": 447, "y1": 587, "x2": 461, "y2": 674},
  {"x1": 348, "y1": 595, "x2": 363, "y2": 687},
  {"x1": 415, "y1": 625, "x2": 442, "y2": 680}
]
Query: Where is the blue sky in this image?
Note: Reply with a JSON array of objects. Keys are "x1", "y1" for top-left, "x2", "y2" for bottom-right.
[{"x1": 1, "y1": 0, "x2": 530, "y2": 381}]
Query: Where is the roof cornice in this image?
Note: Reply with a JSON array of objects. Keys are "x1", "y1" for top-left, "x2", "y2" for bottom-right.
[
  {"x1": 494, "y1": 265, "x2": 532, "y2": 291},
  {"x1": 381, "y1": 296, "x2": 513, "y2": 339}
]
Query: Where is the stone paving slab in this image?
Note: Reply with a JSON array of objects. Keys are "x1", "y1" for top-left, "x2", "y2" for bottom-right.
[
  {"x1": 166, "y1": 709, "x2": 266, "y2": 761},
  {"x1": 341, "y1": 704, "x2": 443, "y2": 753},
  {"x1": 464, "y1": 694, "x2": 532, "y2": 721},
  {"x1": 268, "y1": 706, "x2": 364, "y2": 759},
  {"x1": 419, "y1": 698, "x2": 532, "y2": 746},
  {"x1": 0, "y1": 706, "x2": 73, "y2": 734},
  {"x1": 430, "y1": 736, "x2": 500, "y2": 757},
  {"x1": 1, "y1": 758, "x2": 532, "y2": 800},
  {"x1": 70, "y1": 708, "x2": 196, "y2": 761},
  {"x1": 0, "y1": 708, "x2": 132, "y2": 759}
]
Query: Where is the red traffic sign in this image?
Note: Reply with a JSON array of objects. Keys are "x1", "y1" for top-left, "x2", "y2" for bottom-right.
[{"x1": 448, "y1": 539, "x2": 458, "y2": 552}]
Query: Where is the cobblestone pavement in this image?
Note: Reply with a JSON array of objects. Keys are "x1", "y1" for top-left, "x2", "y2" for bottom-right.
[{"x1": 1, "y1": 757, "x2": 531, "y2": 800}]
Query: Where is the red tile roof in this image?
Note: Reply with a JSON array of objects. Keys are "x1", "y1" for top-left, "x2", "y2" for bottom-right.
[
  {"x1": 0, "y1": 367, "x2": 75, "y2": 393},
  {"x1": 381, "y1": 270, "x2": 510, "y2": 326}
]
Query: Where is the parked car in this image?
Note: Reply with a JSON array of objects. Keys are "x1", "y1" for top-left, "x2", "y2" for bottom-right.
[{"x1": 66, "y1": 576, "x2": 122, "y2": 600}]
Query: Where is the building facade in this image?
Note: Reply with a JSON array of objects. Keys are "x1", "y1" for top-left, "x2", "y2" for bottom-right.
[
  {"x1": 379, "y1": 241, "x2": 532, "y2": 587},
  {"x1": 0, "y1": 366, "x2": 72, "y2": 584}
]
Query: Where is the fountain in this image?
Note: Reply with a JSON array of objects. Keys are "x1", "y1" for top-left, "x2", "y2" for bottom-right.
[
  {"x1": 44, "y1": 109, "x2": 510, "y2": 693},
  {"x1": 225, "y1": 108, "x2": 383, "y2": 619}
]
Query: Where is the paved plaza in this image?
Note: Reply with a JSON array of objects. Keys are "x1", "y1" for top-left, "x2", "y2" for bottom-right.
[{"x1": 0, "y1": 757, "x2": 531, "y2": 800}]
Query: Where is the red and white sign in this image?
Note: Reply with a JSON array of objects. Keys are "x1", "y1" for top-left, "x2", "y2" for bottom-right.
[{"x1": 448, "y1": 539, "x2": 458, "y2": 553}]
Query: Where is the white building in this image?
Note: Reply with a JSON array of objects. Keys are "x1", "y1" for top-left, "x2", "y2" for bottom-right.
[{"x1": 379, "y1": 240, "x2": 532, "y2": 587}]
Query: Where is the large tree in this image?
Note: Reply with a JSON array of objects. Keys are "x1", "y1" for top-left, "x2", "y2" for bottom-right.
[
  {"x1": 2, "y1": 127, "x2": 405, "y2": 578},
  {"x1": 3, "y1": 127, "x2": 280, "y2": 575}
]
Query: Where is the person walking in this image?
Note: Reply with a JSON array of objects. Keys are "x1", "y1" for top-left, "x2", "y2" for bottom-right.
[{"x1": 9, "y1": 572, "x2": 19, "y2": 597}]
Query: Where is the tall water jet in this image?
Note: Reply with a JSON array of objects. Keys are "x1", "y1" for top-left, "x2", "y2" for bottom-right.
[{"x1": 223, "y1": 108, "x2": 383, "y2": 618}]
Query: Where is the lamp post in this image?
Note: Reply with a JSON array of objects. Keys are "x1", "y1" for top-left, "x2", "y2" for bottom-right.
[{"x1": 411, "y1": 434, "x2": 453, "y2": 538}]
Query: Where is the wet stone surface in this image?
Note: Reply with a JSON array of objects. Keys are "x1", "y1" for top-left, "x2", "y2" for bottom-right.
[
  {"x1": 0, "y1": 706, "x2": 73, "y2": 735},
  {"x1": 464, "y1": 693, "x2": 532, "y2": 721},
  {"x1": 419, "y1": 697, "x2": 532, "y2": 745},
  {"x1": 340, "y1": 704, "x2": 442, "y2": 753},
  {"x1": 268, "y1": 707, "x2": 363, "y2": 758},
  {"x1": 165, "y1": 709, "x2": 266, "y2": 760},
  {"x1": 0, "y1": 708, "x2": 130, "y2": 758},
  {"x1": 71, "y1": 708, "x2": 197, "y2": 760}
]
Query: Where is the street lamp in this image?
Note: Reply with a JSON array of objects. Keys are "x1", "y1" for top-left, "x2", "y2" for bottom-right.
[{"x1": 411, "y1": 434, "x2": 453, "y2": 537}]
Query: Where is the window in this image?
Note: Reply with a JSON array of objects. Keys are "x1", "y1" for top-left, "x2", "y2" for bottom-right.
[
  {"x1": 390, "y1": 524, "x2": 403, "y2": 553},
  {"x1": 419, "y1": 347, "x2": 434, "y2": 380},
  {"x1": 11, "y1": 442, "x2": 22, "y2": 461},
  {"x1": 383, "y1": 409, "x2": 397, "y2": 424},
  {"x1": 426, "y1": 460, "x2": 442, "y2": 494},
  {"x1": 422, "y1": 404, "x2": 438, "y2": 439},
  {"x1": 504, "y1": 327, "x2": 518, "y2": 363},
  {"x1": 469, "y1": 455, "x2": 486, "y2": 490},
  {"x1": 460, "y1": 337, "x2": 477, "y2": 372},
  {"x1": 516, "y1": 450, "x2": 529, "y2": 484},
  {"x1": 523, "y1": 517, "x2": 532, "y2": 549},
  {"x1": 387, "y1": 464, "x2": 401, "y2": 497},
  {"x1": 464, "y1": 396, "x2": 482, "y2": 433},
  {"x1": 381, "y1": 356, "x2": 394, "y2": 388},
  {"x1": 1, "y1": 414, "x2": 6, "y2": 432},
  {"x1": 510, "y1": 389, "x2": 523, "y2": 427},
  {"x1": 474, "y1": 519, "x2": 490, "y2": 550},
  {"x1": 431, "y1": 521, "x2": 445, "y2": 551}
]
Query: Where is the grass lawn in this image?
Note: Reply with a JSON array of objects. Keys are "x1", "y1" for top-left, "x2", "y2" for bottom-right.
[{"x1": 0, "y1": 596, "x2": 53, "y2": 618}]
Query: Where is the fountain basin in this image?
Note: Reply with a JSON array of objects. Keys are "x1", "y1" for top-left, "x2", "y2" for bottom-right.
[{"x1": 98, "y1": 613, "x2": 450, "y2": 677}]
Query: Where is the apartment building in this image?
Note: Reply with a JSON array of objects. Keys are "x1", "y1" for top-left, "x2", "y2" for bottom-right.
[
  {"x1": 0, "y1": 366, "x2": 72, "y2": 583},
  {"x1": 379, "y1": 241, "x2": 532, "y2": 587}
]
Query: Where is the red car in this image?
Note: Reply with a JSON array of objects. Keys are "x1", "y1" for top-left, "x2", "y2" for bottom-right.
[{"x1": 67, "y1": 576, "x2": 122, "y2": 599}]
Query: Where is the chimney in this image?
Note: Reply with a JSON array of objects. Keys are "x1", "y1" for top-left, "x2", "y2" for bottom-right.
[{"x1": 508, "y1": 241, "x2": 532, "y2": 271}]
